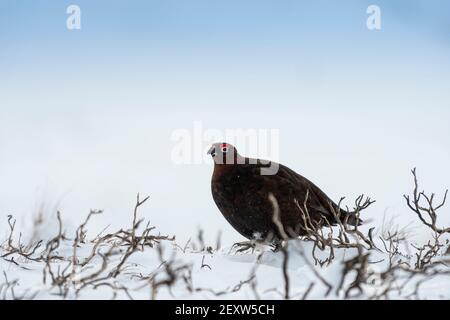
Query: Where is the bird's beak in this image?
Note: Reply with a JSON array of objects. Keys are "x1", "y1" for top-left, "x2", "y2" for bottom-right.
[{"x1": 207, "y1": 145, "x2": 216, "y2": 157}]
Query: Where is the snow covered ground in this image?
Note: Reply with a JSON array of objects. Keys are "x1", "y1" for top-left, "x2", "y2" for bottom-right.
[{"x1": 1, "y1": 196, "x2": 449, "y2": 300}]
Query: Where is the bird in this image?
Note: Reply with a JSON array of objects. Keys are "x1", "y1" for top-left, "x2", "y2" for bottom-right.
[{"x1": 207, "y1": 142, "x2": 372, "y2": 247}]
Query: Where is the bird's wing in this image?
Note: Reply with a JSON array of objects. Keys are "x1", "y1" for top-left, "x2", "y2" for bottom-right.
[
  {"x1": 276, "y1": 164, "x2": 343, "y2": 218},
  {"x1": 242, "y1": 164, "x2": 324, "y2": 210}
]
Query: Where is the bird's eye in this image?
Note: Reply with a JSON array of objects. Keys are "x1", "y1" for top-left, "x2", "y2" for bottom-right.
[{"x1": 221, "y1": 146, "x2": 228, "y2": 153}]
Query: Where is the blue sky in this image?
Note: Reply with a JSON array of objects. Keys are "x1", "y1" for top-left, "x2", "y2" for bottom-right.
[
  {"x1": 1, "y1": 0, "x2": 450, "y2": 115},
  {"x1": 1, "y1": 1, "x2": 450, "y2": 100},
  {"x1": 1, "y1": 1, "x2": 450, "y2": 242}
]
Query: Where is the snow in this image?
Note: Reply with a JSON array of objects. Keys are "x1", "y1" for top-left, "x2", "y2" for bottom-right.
[{"x1": 1, "y1": 212, "x2": 449, "y2": 300}]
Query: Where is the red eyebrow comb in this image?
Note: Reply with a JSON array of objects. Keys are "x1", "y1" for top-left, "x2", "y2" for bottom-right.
[{"x1": 221, "y1": 143, "x2": 228, "y2": 148}]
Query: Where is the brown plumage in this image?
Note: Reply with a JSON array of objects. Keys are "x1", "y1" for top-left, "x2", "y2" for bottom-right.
[{"x1": 208, "y1": 142, "x2": 364, "y2": 243}]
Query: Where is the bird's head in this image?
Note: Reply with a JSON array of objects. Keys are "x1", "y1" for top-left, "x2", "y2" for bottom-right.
[{"x1": 207, "y1": 142, "x2": 241, "y2": 165}]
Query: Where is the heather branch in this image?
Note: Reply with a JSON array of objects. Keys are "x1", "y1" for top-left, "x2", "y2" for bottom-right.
[{"x1": 404, "y1": 168, "x2": 450, "y2": 234}]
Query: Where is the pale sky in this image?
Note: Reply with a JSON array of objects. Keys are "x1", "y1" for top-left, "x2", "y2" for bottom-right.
[{"x1": 1, "y1": 1, "x2": 450, "y2": 244}]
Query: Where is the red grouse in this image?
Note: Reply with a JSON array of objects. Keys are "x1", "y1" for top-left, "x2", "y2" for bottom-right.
[{"x1": 208, "y1": 143, "x2": 371, "y2": 244}]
